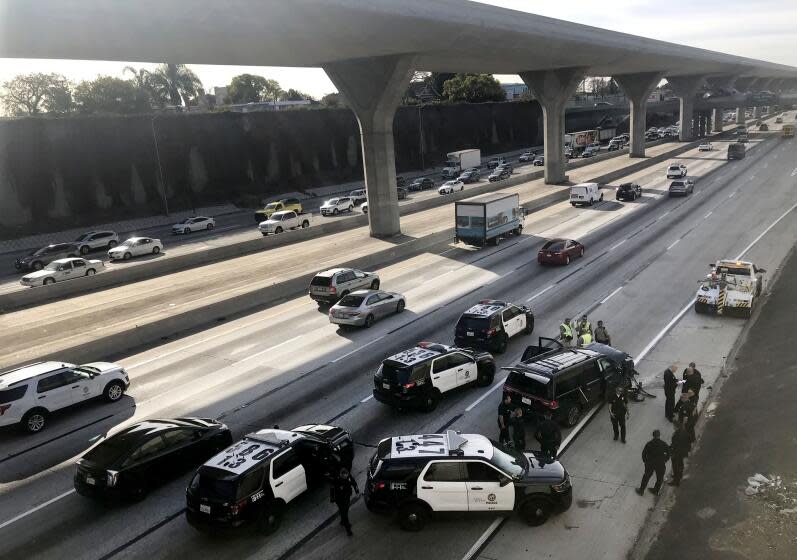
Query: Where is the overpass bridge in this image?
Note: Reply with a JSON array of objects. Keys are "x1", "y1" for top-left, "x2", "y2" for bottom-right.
[{"x1": 2, "y1": 0, "x2": 796, "y2": 237}]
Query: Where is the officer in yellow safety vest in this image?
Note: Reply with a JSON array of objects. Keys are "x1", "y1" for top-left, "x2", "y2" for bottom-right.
[
  {"x1": 560, "y1": 318, "x2": 574, "y2": 348},
  {"x1": 576, "y1": 314, "x2": 592, "y2": 338},
  {"x1": 577, "y1": 331, "x2": 593, "y2": 346}
]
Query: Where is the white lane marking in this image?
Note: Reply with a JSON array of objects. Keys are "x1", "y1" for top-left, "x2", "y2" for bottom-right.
[
  {"x1": 735, "y1": 202, "x2": 797, "y2": 260},
  {"x1": 658, "y1": 210, "x2": 671, "y2": 219},
  {"x1": 239, "y1": 335, "x2": 303, "y2": 363},
  {"x1": 694, "y1": 190, "x2": 702, "y2": 196},
  {"x1": 331, "y1": 336, "x2": 385, "y2": 363},
  {"x1": 461, "y1": 518, "x2": 503, "y2": 560},
  {"x1": 667, "y1": 239, "x2": 680, "y2": 251},
  {"x1": 609, "y1": 239, "x2": 626, "y2": 251},
  {"x1": 791, "y1": 167, "x2": 797, "y2": 177},
  {"x1": 526, "y1": 285, "x2": 554, "y2": 302},
  {"x1": 360, "y1": 394, "x2": 374, "y2": 403},
  {"x1": 749, "y1": 175, "x2": 756, "y2": 180},
  {"x1": 0, "y1": 489, "x2": 75, "y2": 531},
  {"x1": 704, "y1": 211, "x2": 713, "y2": 219},
  {"x1": 728, "y1": 192, "x2": 736, "y2": 198},
  {"x1": 600, "y1": 286, "x2": 623, "y2": 305},
  {"x1": 465, "y1": 376, "x2": 506, "y2": 412},
  {"x1": 763, "y1": 162, "x2": 769, "y2": 169},
  {"x1": 559, "y1": 401, "x2": 602, "y2": 451}
]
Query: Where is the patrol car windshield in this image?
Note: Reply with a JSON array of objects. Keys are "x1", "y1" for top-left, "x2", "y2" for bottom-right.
[
  {"x1": 489, "y1": 441, "x2": 527, "y2": 478},
  {"x1": 338, "y1": 295, "x2": 366, "y2": 307}
]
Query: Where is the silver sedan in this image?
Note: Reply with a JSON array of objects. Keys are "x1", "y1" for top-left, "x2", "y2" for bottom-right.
[{"x1": 328, "y1": 289, "x2": 406, "y2": 328}]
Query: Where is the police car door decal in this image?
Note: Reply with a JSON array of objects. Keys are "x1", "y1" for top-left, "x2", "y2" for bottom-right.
[{"x1": 463, "y1": 461, "x2": 515, "y2": 512}]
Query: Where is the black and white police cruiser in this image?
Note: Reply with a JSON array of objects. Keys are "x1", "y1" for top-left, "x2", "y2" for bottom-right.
[
  {"x1": 365, "y1": 430, "x2": 572, "y2": 531},
  {"x1": 185, "y1": 424, "x2": 353, "y2": 533},
  {"x1": 454, "y1": 300, "x2": 534, "y2": 354},
  {"x1": 372, "y1": 342, "x2": 496, "y2": 412}
]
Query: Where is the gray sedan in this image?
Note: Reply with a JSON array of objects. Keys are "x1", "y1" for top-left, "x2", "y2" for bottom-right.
[{"x1": 328, "y1": 290, "x2": 406, "y2": 328}]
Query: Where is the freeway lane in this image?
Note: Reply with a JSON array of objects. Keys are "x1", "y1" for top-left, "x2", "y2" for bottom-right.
[{"x1": 1, "y1": 122, "x2": 794, "y2": 559}]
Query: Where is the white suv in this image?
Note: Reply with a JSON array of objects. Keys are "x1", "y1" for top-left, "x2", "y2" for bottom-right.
[
  {"x1": 74, "y1": 231, "x2": 119, "y2": 254},
  {"x1": 666, "y1": 163, "x2": 687, "y2": 178},
  {"x1": 0, "y1": 361, "x2": 130, "y2": 433},
  {"x1": 320, "y1": 197, "x2": 355, "y2": 216}
]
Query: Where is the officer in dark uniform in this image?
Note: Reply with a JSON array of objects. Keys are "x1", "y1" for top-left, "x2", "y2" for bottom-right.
[
  {"x1": 609, "y1": 387, "x2": 629, "y2": 443},
  {"x1": 663, "y1": 365, "x2": 678, "y2": 421},
  {"x1": 498, "y1": 394, "x2": 513, "y2": 447},
  {"x1": 681, "y1": 363, "x2": 704, "y2": 402},
  {"x1": 534, "y1": 410, "x2": 562, "y2": 461},
  {"x1": 511, "y1": 408, "x2": 526, "y2": 450},
  {"x1": 674, "y1": 392, "x2": 698, "y2": 445},
  {"x1": 668, "y1": 424, "x2": 691, "y2": 486},
  {"x1": 636, "y1": 429, "x2": 670, "y2": 495},
  {"x1": 330, "y1": 467, "x2": 359, "y2": 536}
]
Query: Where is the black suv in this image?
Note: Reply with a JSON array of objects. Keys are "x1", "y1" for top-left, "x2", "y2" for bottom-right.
[
  {"x1": 454, "y1": 300, "x2": 534, "y2": 354},
  {"x1": 186, "y1": 424, "x2": 353, "y2": 533},
  {"x1": 502, "y1": 338, "x2": 624, "y2": 426},
  {"x1": 15, "y1": 243, "x2": 79, "y2": 271},
  {"x1": 458, "y1": 169, "x2": 481, "y2": 184},
  {"x1": 409, "y1": 177, "x2": 434, "y2": 191},
  {"x1": 364, "y1": 430, "x2": 572, "y2": 531},
  {"x1": 373, "y1": 342, "x2": 495, "y2": 412},
  {"x1": 488, "y1": 168, "x2": 511, "y2": 182},
  {"x1": 615, "y1": 182, "x2": 642, "y2": 201}
]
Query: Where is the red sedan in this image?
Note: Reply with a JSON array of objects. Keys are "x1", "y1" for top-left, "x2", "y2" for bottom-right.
[{"x1": 537, "y1": 238, "x2": 585, "y2": 265}]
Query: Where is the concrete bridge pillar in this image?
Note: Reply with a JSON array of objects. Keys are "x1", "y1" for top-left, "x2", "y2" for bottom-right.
[
  {"x1": 736, "y1": 107, "x2": 746, "y2": 125},
  {"x1": 667, "y1": 75, "x2": 705, "y2": 142},
  {"x1": 712, "y1": 107, "x2": 723, "y2": 133},
  {"x1": 520, "y1": 67, "x2": 586, "y2": 184},
  {"x1": 753, "y1": 105, "x2": 763, "y2": 119},
  {"x1": 613, "y1": 72, "x2": 664, "y2": 157},
  {"x1": 324, "y1": 55, "x2": 415, "y2": 238}
]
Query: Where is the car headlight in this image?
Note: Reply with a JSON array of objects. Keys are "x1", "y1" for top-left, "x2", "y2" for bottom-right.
[{"x1": 107, "y1": 470, "x2": 119, "y2": 487}]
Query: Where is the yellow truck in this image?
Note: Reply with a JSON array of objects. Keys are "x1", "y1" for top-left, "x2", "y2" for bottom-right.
[
  {"x1": 783, "y1": 124, "x2": 795, "y2": 139},
  {"x1": 254, "y1": 197, "x2": 304, "y2": 222}
]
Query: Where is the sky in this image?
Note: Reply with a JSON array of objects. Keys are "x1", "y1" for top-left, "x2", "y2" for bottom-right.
[{"x1": 1, "y1": 0, "x2": 795, "y2": 99}]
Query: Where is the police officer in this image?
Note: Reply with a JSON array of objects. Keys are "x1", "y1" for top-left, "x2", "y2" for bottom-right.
[
  {"x1": 560, "y1": 318, "x2": 574, "y2": 348},
  {"x1": 534, "y1": 409, "x2": 562, "y2": 461},
  {"x1": 636, "y1": 429, "x2": 670, "y2": 495},
  {"x1": 498, "y1": 394, "x2": 513, "y2": 447},
  {"x1": 674, "y1": 392, "x2": 697, "y2": 445},
  {"x1": 511, "y1": 408, "x2": 526, "y2": 450},
  {"x1": 682, "y1": 362, "x2": 704, "y2": 402},
  {"x1": 663, "y1": 365, "x2": 678, "y2": 422},
  {"x1": 594, "y1": 320, "x2": 611, "y2": 345},
  {"x1": 330, "y1": 467, "x2": 359, "y2": 536},
  {"x1": 668, "y1": 424, "x2": 691, "y2": 486},
  {"x1": 609, "y1": 386, "x2": 629, "y2": 443},
  {"x1": 576, "y1": 314, "x2": 592, "y2": 338},
  {"x1": 577, "y1": 330, "x2": 593, "y2": 346}
]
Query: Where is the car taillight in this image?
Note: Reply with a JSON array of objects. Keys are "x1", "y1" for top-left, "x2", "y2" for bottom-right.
[
  {"x1": 374, "y1": 482, "x2": 386, "y2": 491},
  {"x1": 402, "y1": 382, "x2": 415, "y2": 393},
  {"x1": 486, "y1": 328, "x2": 497, "y2": 336},
  {"x1": 329, "y1": 287, "x2": 337, "y2": 294},
  {"x1": 0, "y1": 404, "x2": 10, "y2": 415},
  {"x1": 548, "y1": 400, "x2": 559, "y2": 410},
  {"x1": 230, "y1": 498, "x2": 248, "y2": 516}
]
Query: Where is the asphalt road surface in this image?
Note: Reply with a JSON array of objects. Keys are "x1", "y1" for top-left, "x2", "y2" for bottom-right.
[{"x1": 0, "y1": 122, "x2": 795, "y2": 560}]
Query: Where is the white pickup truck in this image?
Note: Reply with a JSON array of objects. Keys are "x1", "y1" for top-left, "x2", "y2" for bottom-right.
[{"x1": 258, "y1": 211, "x2": 311, "y2": 235}]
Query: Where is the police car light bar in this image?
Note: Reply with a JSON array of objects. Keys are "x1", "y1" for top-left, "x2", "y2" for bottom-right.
[{"x1": 446, "y1": 430, "x2": 468, "y2": 455}]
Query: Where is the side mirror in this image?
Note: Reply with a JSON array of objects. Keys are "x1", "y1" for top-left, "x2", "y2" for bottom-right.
[{"x1": 499, "y1": 476, "x2": 511, "y2": 487}]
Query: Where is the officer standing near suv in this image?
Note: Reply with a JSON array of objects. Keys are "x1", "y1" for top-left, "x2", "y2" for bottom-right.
[
  {"x1": 534, "y1": 410, "x2": 562, "y2": 460},
  {"x1": 331, "y1": 467, "x2": 359, "y2": 536},
  {"x1": 560, "y1": 318, "x2": 574, "y2": 348},
  {"x1": 636, "y1": 430, "x2": 670, "y2": 495},
  {"x1": 498, "y1": 394, "x2": 513, "y2": 447},
  {"x1": 609, "y1": 387, "x2": 629, "y2": 443}
]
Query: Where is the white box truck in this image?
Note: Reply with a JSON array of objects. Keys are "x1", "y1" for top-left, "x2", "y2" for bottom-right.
[
  {"x1": 441, "y1": 149, "x2": 481, "y2": 179},
  {"x1": 455, "y1": 192, "x2": 523, "y2": 247}
]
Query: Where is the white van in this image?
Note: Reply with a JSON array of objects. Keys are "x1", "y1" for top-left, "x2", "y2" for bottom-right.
[{"x1": 570, "y1": 182, "x2": 603, "y2": 206}]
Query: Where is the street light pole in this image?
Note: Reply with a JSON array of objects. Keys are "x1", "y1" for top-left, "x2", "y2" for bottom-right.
[{"x1": 151, "y1": 114, "x2": 170, "y2": 216}]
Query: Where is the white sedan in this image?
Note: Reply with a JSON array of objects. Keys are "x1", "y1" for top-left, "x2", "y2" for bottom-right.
[
  {"x1": 19, "y1": 257, "x2": 104, "y2": 287},
  {"x1": 361, "y1": 201, "x2": 368, "y2": 214},
  {"x1": 320, "y1": 197, "x2": 355, "y2": 216},
  {"x1": 172, "y1": 216, "x2": 215, "y2": 234},
  {"x1": 698, "y1": 143, "x2": 713, "y2": 152},
  {"x1": 108, "y1": 237, "x2": 163, "y2": 261},
  {"x1": 438, "y1": 180, "x2": 465, "y2": 195}
]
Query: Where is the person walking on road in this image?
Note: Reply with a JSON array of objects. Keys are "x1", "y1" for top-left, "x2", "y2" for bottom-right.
[
  {"x1": 609, "y1": 387, "x2": 629, "y2": 443},
  {"x1": 534, "y1": 409, "x2": 562, "y2": 461},
  {"x1": 330, "y1": 467, "x2": 359, "y2": 536},
  {"x1": 594, "y1": 320, "x2": 611, "y2": 345},
  {"x1": 560, "y1": 318, "x2": 574, "y2": 348},
  {"x1": 668, "y1": 424, "x2": 691, "y2": 486},
  {"x1": 664, "y1": 365, "x2": 678, "y2": 422},
  {"x1": 498, "y1": 394, "x2": 513, "y2": 447},
  {"x1": 636, "y1": 429, "x2": 670, "y2": 496},
  {"x1": 674, "y1": 392, "x2": 698, "y2": 445},
  {"x1": 511, "y1": 408, "x2": 526, "y2": 451}
]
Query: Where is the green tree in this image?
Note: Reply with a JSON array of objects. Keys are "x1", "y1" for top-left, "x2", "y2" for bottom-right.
[
  {"x1": 123, "y1": 66, "x2": 164, "y2": 108},
  {"x1": 320, "y1": 92, "x2": 345, "y2": 108},
  {"x1": 73, "y1": 76, "x2": 150, "y2": 114},
  {"x1": 0, "y1": 73, "x2": 73, "y2": 115},
  {"x1": 282, "y1": 88, "x2": 314, "y2": 101},
  {"x1": 148, "y1": 63, "x2": 203, "y2": 107},
  {"x1": 442, "y1": 74, "x2": 505, "y2": 103},
  {"x1": 228, "y1": 73, "x2": 269, "y2": 103}
]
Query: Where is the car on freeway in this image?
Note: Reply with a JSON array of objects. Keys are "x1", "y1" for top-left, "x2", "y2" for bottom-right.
[
  {"x1": 73, "y1": 231, "x2": 119, "y2": 254},
  {"x1": 361, "y1": 201, "x2": 368, "y2": 214},
  {"x1": 349, "y1": 189, "x2": 367, "y2": 205},
  {"x1": 532, "y1": 155, "x2": 544, "y2": 166},
  {"x1": 486, "y1": 157, "x2": 506, "y2": 170},
  {"x1": 396, "y1": 186, "x2": 408, "y2": 200},
  {"x1": 172, "y1": 216, "x2": 215, "y2": 234},
  {"x1": 775, "y1": 116, "x2": 783, "y2": 123},
  {"x1": 254, "y1": 198, "x2": 303, "y2": 223},
  {"x1": 14, "y1": 243, "x2": 79, "y2": 271},
  {"x1": 19, "y1": 257, "x2": 104, "y2": 287},
  {"x1": 615, "y1": 182, "x2": 642, "y2": 201},
  {"x1": 759, "y1": 123, "x2": 769, "y2": 131},
  {"x1": 186, "y1": 425, "x2": 353, "y2": 533},
  {"x1": 581, "y1": 147, "x2": 597, "y2": 158},
  {"x1": 518, "y1": 151, "x2": 534, "y2": 162},
  {"x1": 320, "y1": 196, "x2": 354, "y2": 216},
  {"x1": 698, "y1": 143, "x2": 713, "y2": 152},
  {"x1": 74, "y1": 418, "x2": 233, "y2": 502},
  {"x1": 329, "y1": 289, "x2": 406, "y2": 328},
  {"x1": 454, "y1": 299, "x2": 534, "y2": 354},
  {"x1": 258, "y1": 211, "x2": 310, "y2": 235},
  {"x1": 569, "y1": 182, "x2": 603, "y2": 206},
  {"x1": 372, "y1": 342, "x2": 496, "y2": 411},
  {"x1": 438, "y1": 180, "x2": 464, "y2": 195},
  {"x1": 364, "y1": 430, "x2": 572, "y2": 530},
  {"x1": 409, "y1": 177, "x2": 435, "y2": 191},
  {"x1": 666, "y1": 163, "x2": 687, "y2": 178},
  {"x1": 669, "y1": 178, "x2": 695, "y2": 196},
  {"x1": 309, "y1": 267, "x2": 380, "y2": 305},
  {"x1": 594, "y1": 101, "x2": 613, "y2": 107},
  {"x1": 537, "y1": 238, "x2": 585, "y2": 266},
  {"x1": 457, "y1": 169, "x2": 481, "y2": 184},
  {"x1": 0, "y1": 361, "x2": 130, "y2": 433},
  {"x1": 488, "y1": 168, "x2": 511, "y2": 182},
  {"x1": 607, "y1": 141, "x2": 621, "y2": 152},
  {"x1": 397, "y1": 176, "x2": 407, "y2": 188},
  {"x1": 108, "y1": 237, "x2": 163, "y2": 261}
]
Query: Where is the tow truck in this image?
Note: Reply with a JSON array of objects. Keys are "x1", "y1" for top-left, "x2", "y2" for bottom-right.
[{"x1": 694, "y1": 260, "x2": 766, "y2": 318}]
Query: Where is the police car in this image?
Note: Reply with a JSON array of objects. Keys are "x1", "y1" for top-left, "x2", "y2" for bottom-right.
[
  {"x1": 364, "y1": 430, "x2": 572, "y2": 531},
  {"x1": 185, "y1": 424, "x2": 353, "y2": 533},
  {"x1": 454, "y1": 300, "x2": 535, "y2": 354},
  {"x1": 372, "y1": 342, "x2": 496, "y2": 412}
]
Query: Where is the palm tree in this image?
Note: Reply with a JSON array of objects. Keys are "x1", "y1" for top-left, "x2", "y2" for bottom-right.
[
  {"x1": 123, "y1": 66, "x2": 162, "y2": 108},
  {"x1": 148, "y1": 63, "x2": 204, "y2": 107}
]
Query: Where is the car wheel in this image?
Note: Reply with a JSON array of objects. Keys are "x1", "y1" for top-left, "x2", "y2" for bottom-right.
[
  {"x1": 565, "y1": 404, "x2": 582, "y2": 427},
  {"x1": 207, "y1": 223, "x2": 214, "y2": 230},
  {"x1": 579, "y1": 247, "x2": 585, "y2": 258},
  {"x1": 108, "y1": 240, "x2": 118, "y2": 249},
  {"x1": 258, "y1": 502, "x2": 284, "y2": 535},
  {"x1": 524, "y1": 315, "x2": 535, "y2": 334},
  {"x1": 396, "y1": 299, "x2": 405, "y2": 314},
  {"x1": 275, "y1": 226, "x2": 283, "y2": 234},
  {"x1": 565, "y1": 255, "x2": 571, "y2": 265},
  {"x1": 80, "y1": 245, "x2": 90, "y2": 255},
  {"x1": 123, "y1": 252, "x2": 132, "y2": 260},
  {"x1": 599, "y1": 193, "x2": 604, "y2": 201},
  {"x1": 152, "y1": 246, "x2": 160, "y2": 254},
  {"x1": 333, "y1": 208, "x2": 339, "y2": 215},
  {"x1": 364, "y1": 314, "x2": 375, "y2": 328},
  {"x1": 476, "y1": 363, "x2": 495, "y2": 387},
  {"x1": 302, "y1": 220, "x2": 310, "y2": 228},
  {"x1": 43, "y1": 277, "x2": 55, "y2": 285},
  {"x1": 32, "y1": 261, "x2": 43, "y2": 271},
  {"x1": 494, "y1": 334, "x2": 508, "y2": 355},
  {"x1": 104, "y1": 380, "x2": 125, "y2": 403},
  {"x1": 370, "y1": 279, "x2": 380, "y2": 290},
  {"x1": 398, "y1": 502, "x2": 429, "y2": 532},
  {"x1": 520, "y1": 497, "x2": 552, "y2": 527},
  {"x1": 86, "y1": 269, "x2": 96, "y2": 276},
  {"x1": 127, "y1": 480, "x2": 149, "y2": 502},
  {"x1": 421, "y1": 391, "x2": 440, "y2": 413},
  {"x1": 21, "y1": 409, "x2": 48, "y2": 433}
]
